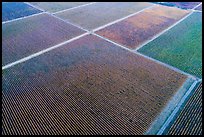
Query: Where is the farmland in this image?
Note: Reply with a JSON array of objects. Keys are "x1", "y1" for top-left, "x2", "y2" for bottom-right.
[
  {"x1": 195, "y1": 4, "x2": 202, "y2": 11},
  {"x1": 55, "y1": 2, "x2": 153, "y2": 30},
  {"x1": 2, "y1": 13, "x2": 85, "y2": 66},
  {"x1": 138, "y1": 12, "x2": 202, "y2": 78},
  {"x1": 164, "y1": 83, "x2": 202, "y2": 135},
  {"x1": 154, "y1": 2, "x2": 201, "y2": 9},
  {"x1": 96, "y1": 5, "x2": 190, "y2": 49},
  {"x1": 2, "y1": 2, "x2": 42, "y2": 22},
  {"x1": 30, "y1": 2, "x2": 91, "y2": 13},
  {"x1": 2, "y1": 34, "x2": 188, "y2": 135},
  {"x1": 2, "y1": 2, "x2": 202, "y2": 135}
]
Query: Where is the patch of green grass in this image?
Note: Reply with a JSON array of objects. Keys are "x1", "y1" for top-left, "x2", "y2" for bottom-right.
[{"x1": 138, "y1": 12, "x2": 202, "y2": 78}]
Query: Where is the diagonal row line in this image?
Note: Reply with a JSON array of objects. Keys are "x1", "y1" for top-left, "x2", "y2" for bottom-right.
[
  {"x1": 135, "y1": 2, "x2": 202, "y2": 51},
  {"x1": 2, "y1": 2, "x2": 46, "y2": 24},
  {"x1": 134, "y1": 10, "x2": 195, "y2": 51},
  {"x1": 24, "y1": 2, "x2": 46, "y2": 12},
  {"x1": 2, "y1": 12, "x2": 45, "y2": 24},
  {"x1": 2, "y1": 2, "x2": 97, "y2": 24},
  {"x1": 47, "y1": 12, "x2": 89, "y2": 32},
  {"x1": 2, "y1": 33, "x2": 89, "y2": 70},
  {"x1": 192, "y1": 2, "x2": 202, "y2": 10},
  {"x1": 192, "y1": 10, "x2": 202, "y2": 12},
  {"x1": 53, "y1": 2, "x2": 97, "y2": 14},
  {"x1": 92, "y1": 4, "x2": 156, "y2": 32},
  {"x1": 156, "y1": 80, "x2": 199, "y2": 135},
  {"x1": 92, "y1": 33, "x2": 199, "y2": 80}
]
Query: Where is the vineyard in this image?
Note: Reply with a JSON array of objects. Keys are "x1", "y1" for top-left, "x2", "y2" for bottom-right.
[
  {"x1": 2, "y1": 2, "x2": 42, "y2": 22},
  {"x1": 138, "y1": 12, "x2": 202, "y2": 78},
  {"x1": 164, "y1": 83, "x2": 202, "y2": 135},
  {"x1": 2, "y1": 34, "x2": 188, "y2": 135},
  {"x1": 2, "y1": 13, "x2": 85, "y2": 66},
  {"x1": 30, "y1": 2, "x2": 90, "y2": 13},
  {"x1": 195, "y1": 4, "x2": 202, "y2": 11},
  {"x1": 96, "y1": 5, "x2": 190, "y2": 49},
  {"x1": 55, "y1": 2, "x2": 153, "y2": 30},
  {"x1": 2, "y1": 2, "x2": 202, "y2": 135},
  {"x1": 155, "y1": 2, "x2": 201, "y2": 9}
]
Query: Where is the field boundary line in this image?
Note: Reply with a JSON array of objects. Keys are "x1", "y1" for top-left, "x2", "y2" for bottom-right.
[
  {"x1": 92, "y1": 32, "x2": 198, "y2": 80},
  {"x1": 198, "y1": 79, "x2": 202, "y2": 82},
  {"x1": 157, "y1": 80, "x2": 198, "y2": 135},
  {"x1": 24, "y1": 2, "x2": 46, "y2": 12},
  {"x1": 2, "y1": 33, "x2": 89, "y2": 70},
  {"x1": 154, "y1": 2, "x2": 202, "y2": 11},
  {"x1": 46, "y1": 12, "x2": 89, "y2": 32},
  {"x1": 53, "y1": 2, "x2": 97, "y2": 14},
  {"x1": 134, "y1": 10, "x2": 194, "y2": 51},
  {"x1": 2, "y1": 3, "x2": 90, "y2": 70},
  {"x1": 192, "y1": 9, "x2": 202, "y2": 12},
  {"x1": 26, "y1": 2, "x2": 90, "y2": 32},
  {"x1": 93, "y1": 33, "x2": 133, "y2": 52},
  {"x1": 134, "y1": 52, "x2": 199, "y2": 80},
  {"x1": 145, "y1": 77, "x2": 196, "y2": 135},
  {"x1": 190, "y1": 2, "x2": 202, "y2": 12},
  {"x1": 93, "y1": 4, "x2": 156, "y2": 32},
  {"x1": 2, "y1": 12, "x2": 45, "y2": 24},
  {"x1": 192, "y1": 2, "x2": 202, "y2": 10}
]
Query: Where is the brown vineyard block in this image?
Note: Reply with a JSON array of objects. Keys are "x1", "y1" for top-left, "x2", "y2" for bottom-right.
[
  {"x1": 96, "y1": 5, "x2": 190, "y2": 49},
  {"x1": 2, "y1": 35, "x2": 187, "y2": 135}
]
